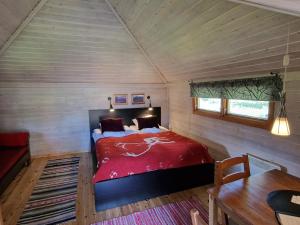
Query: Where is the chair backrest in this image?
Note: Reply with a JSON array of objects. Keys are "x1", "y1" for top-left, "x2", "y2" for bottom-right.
[{"x1": 215, "y1": 154, "x2": 250, "y2": 188}]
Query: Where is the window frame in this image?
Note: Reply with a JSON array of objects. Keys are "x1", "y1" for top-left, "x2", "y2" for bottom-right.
[{"x1": 192, "y1": 98, "x2": 275, "y2": 130}]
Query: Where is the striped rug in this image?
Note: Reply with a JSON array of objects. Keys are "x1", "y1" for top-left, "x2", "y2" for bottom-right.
[
  {"x1": 92, "y1": 198, "x2": 208, "y2": 225},
  {"x1": 18, "y1": 157, "x2": 80, "y2": 225}
]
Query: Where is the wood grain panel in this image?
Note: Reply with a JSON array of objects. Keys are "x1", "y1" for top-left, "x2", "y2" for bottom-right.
[
  {"x1": 110, "y1": 0, "x2": 300, "y2": 82},
  {"x1": 0, "y1": 0, "x2": 164, "y2": 83},
  {"x1": 2, "y1": 0, "x2": 300, "y2": 83},
  {"x1": 167, "y1": 73, "x2": 300, "y2": 177},
  {"x1": 229, "y1": 0, "x2": 300, "y2": 17},
  {"x1": 0, "y1": 0, "x2": 40, "y2": 49},
  {"x1": 0, "y1": 82, "x2": 168, "y2": 156}
]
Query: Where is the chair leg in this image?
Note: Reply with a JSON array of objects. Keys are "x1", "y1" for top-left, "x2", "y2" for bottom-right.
[
  {"x1": 209, "y1": 194, "x2": 218, "y2": 225},
  {"x1": 221, "y1": 210, "x2": 229, "y2": 225},
  {"x1": 191, "y1": 209, "x2": 207, "y2": 225}
]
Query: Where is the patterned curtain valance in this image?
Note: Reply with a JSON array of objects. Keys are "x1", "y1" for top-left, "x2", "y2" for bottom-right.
[{"x1": 190, "y1": 75, "x2": 283, "y2": 101}]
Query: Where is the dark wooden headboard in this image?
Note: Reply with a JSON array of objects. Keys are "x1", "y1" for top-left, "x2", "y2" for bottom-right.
[
  {"x1": 88, "y1": 107, "x2": 161, "y2": 134},
  {"x1": 88, "y1": 107, "x2": 161, "y2": 167}
]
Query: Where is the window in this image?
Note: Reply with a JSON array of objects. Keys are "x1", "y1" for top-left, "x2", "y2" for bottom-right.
[
  {"x1": 193, "y1": 98, "x2": 274, "y2": 129},
  {"x1": 227, "y1": 99, "x2": 269, "y2": 120},
  {"x1": 197, "y1": 98, "x2": 221, "y2": 112}
]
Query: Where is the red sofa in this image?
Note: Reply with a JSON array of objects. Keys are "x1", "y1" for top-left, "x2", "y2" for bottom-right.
[{"x1": 0, "y1": 132, "x2": 31, "y2": 194}]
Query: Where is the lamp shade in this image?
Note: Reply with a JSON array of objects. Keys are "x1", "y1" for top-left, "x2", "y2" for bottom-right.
[
  {"x1": 271, "y1": 116, "x2": 290, "y2": 136},
  {"x1": 271, "y1": 92, "x2": 290, "y2": 136}
]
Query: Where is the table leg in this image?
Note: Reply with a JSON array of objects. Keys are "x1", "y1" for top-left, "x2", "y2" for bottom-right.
[
  {"x1": 209, "y1": 193, "x2": 218, "y2": 225},
  {"x1": 0, "y1": 204, "x2": 4, "y2": 225}
]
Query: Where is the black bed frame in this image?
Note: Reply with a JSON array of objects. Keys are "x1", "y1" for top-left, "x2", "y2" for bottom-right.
[{"x1": 88, "y1": 107, "x2": 214, "y2": 212}]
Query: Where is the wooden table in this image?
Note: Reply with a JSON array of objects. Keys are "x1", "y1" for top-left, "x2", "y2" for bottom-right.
[{"x1": 208, "y1": 170, "x2": 300, "y2": 225}]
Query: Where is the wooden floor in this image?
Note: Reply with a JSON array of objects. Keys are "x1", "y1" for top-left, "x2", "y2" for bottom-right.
[{"x1": 0, "y1": 152, "x2": 212, "y2": 225}]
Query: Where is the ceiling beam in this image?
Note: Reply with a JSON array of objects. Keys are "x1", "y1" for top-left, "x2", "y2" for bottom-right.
[
  {"x1": 0, "y1": 0, "x2": 48, "y2": 57},
  {"x1": 228, "y1": 0, "x2": 300, "y2": 17},
  {"x1": 105, "y1": 0, "x2": 168, "y2": 84}
]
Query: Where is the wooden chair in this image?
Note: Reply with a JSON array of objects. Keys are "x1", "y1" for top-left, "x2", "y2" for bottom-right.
[
  {"x1": 190, "y1": 208, "x2": 207, "y2": 225},
  {"x1": 214, "y1": 154, "x2": 251, "y2": 225},
  {"x1": 215, "y1": 154, "x2": 250, "y2": 187}
]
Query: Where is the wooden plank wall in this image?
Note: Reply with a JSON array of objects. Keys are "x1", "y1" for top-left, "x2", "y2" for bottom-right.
[
  {"x1": 0, "y1": 0, "x2": 168, "y2": 156},
  {"x1": 0, "y1": 82, "x2": 168, "y2": 156},
  {"x1": 168, "y1": 72, "x2": 300, "y2": 177}
]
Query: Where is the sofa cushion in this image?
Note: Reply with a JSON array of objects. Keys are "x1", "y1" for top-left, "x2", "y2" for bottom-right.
[
  {"x1": 0, "y1": 132, "x2": 29, "y2": 147},
  {"x1": 0, "y1": 147, "x2": 28, "y2": 180}
]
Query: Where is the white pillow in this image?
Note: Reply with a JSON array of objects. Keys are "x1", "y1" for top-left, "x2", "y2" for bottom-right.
[
  {"x1": 129, "y1": 125, "x2": 138, "y2": 130},
  {"x1": 92, "y1": 132, "x2": 104, "y2": 143},
  {"x1": 159, "y1": 125, "x2": 169, "y2": 131},
  {"x1": 102, "y1": 131, "x2": 127, "y2": 137},
  {"x1": 132, "y1": 119, "x2": 138, "y2": 127},
  {"x1": 140, "y1": 128, "x2": 161, "y2": 133},
  {"x1": 126, "y1": 129, "x2": 138, "y2": 135},
  {"x1": 93, "y1": 128, "x2": 102, "y2": 134},
  {"x1": 102, "y1": 130, "x2": 138, "y2": 137},
  {"x1": 124, "y1": 125, "x2": 131, "y2": 130}
]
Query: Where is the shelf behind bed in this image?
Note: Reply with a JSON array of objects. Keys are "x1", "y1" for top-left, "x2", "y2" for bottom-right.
[{"x1": 88, "y1": 107, "x2": 214, "y2": 212}]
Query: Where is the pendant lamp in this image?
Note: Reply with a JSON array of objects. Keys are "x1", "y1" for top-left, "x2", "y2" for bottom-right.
[
  {"x1": 271, "y1": 24, "x2": 291, "y2": 136},
  {"x1": 271, "y1": 93, "x2": 290, "y2": 136}
]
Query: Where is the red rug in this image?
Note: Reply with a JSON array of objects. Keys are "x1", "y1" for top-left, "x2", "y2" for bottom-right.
[{"x1": 91, "y1": 198, "x2": 208, "y2": 225}]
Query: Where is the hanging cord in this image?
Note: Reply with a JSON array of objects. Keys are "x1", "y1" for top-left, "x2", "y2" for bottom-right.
[
  {"x1": 277, "y1": 23, "x2": 290, "y2": 134},
  {"x1": 283, "y1": 22, "x2": 290, "y2": 93}
]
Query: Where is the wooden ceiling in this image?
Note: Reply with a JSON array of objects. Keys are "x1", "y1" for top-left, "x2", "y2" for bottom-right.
[
  {"x1": 0, "y1": 0, "x2": 163, "y2": 83},
  {"x1": 0, "y1": 0, "x2": 300, "y2": 83},
  {"x1": 229, "y1": 0, "x2": 300, "y2": 17},
  {"x1": 109, "y1": 0, "x2": 300, "y2": 82},
  {"x1": 0, "y1": 0, "x2": 40, "y2": 48}
]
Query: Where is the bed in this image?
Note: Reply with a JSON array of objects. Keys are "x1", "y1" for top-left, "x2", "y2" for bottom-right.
[{"x1": 89, "y1": 107, "x2": 214, "y2": 211}]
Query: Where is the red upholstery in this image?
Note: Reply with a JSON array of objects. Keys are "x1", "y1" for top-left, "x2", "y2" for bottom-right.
[
  {"x1": 0, "y1": 147, "x2": 28, "y2": 179},
  {"x1": 0, "y1": 132, "x2": 30, "y2": 180},
  {"x1": 0, "y1": 132, "x2": 29, "y2": 147}
]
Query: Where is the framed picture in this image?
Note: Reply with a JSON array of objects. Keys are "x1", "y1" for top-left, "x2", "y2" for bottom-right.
[
  {"x1": 131, "y1": 94, "x2": 145, "y2": 104},
  {"x1": 113, "y1": 94, "x2": 128, "y2": 105}
]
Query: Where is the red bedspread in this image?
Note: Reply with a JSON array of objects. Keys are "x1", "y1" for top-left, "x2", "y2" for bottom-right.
[{"x1": 93, "y1": 131, "x2": 213, "y2": 183}]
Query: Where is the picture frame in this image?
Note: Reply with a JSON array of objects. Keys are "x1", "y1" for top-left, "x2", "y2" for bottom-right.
[
  {"x1": 113, "y1": 94, "x2": 128, "y2": 105},
  {"x1": 131, "y1": 94, "x2": 145, "y2": 104}
]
